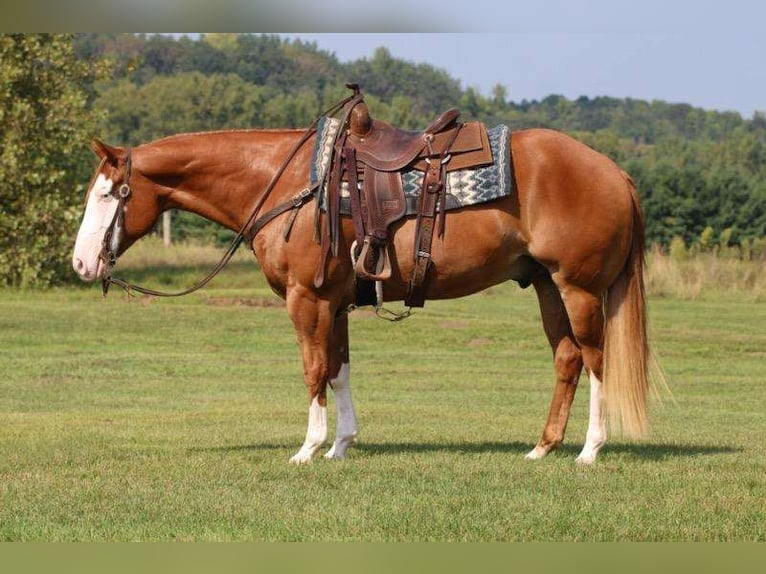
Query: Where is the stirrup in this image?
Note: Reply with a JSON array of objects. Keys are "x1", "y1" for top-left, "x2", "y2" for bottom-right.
[{"x1": 354, "y1": 236, "x2": 392, "y2": 281}]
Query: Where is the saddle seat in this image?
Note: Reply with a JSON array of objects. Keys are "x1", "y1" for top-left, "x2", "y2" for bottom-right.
[
  {"x1": 347, "y1": 102, "x2": 462, "y2": 171},
  {"x1": 345, "y1": 101, "x2": 493, "y2": 176}
]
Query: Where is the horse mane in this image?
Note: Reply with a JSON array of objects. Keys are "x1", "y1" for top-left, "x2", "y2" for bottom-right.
[{"x1": 146, "y1": 127, "x2": 307, "y2": 147}]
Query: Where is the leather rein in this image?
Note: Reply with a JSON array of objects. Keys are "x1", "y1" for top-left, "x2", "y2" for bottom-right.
[{"x1": 99, "y1": 93, "x2": 359, "y2": 299}]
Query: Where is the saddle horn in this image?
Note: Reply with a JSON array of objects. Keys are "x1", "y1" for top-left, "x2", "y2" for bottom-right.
[{"x1": 348, "y1": 101, "x2": 373, "y2": 139}]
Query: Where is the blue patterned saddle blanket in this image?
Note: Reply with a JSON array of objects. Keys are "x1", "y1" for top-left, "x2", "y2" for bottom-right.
[{"x1": 309, "y1": 117, "x2": 513, "y2": 214}]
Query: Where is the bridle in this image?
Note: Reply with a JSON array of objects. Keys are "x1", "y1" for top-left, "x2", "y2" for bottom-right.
[
  {"x1": 97, "y1": 151, "x2": 132, "y2": 285},
  {"x1": 99, "y1": 91, "x2": 360, "y2": 299}
]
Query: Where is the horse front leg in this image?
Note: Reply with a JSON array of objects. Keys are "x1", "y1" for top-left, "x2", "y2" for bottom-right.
[
  {"x1": 324, "y1": 312, "x2": 358, "y2": 459},
  {"x1": 287, "y1": 285, "x2": 334, "y2": 465}
]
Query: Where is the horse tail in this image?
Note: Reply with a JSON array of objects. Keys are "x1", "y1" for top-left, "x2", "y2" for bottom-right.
[{"x1": 602, "y1": 172, "x2": 657, "y2": 438}]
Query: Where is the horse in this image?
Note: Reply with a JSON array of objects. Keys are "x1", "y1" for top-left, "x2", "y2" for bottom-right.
[{"x1": 72, "y1": 114, "x2": 657, "y2": 465}]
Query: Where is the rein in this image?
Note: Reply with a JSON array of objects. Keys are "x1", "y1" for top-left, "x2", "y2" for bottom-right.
[{"x1": 100, "y1": 92, "x2": 360, "y2": 298}]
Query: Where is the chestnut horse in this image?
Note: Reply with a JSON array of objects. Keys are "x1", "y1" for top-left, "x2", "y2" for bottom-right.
[{"x1": 72, "y1": 124, "x2": 654, "y2": 465}]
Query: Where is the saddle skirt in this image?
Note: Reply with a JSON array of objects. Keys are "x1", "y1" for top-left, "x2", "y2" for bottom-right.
[{"x1": 310, "y1": 117, "x2": 513, "y2": 216}]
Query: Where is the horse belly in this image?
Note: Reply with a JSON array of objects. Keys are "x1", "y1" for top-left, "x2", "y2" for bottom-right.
[{"x1": 382, "y1": 205, "x2": 530, "y2": 301}]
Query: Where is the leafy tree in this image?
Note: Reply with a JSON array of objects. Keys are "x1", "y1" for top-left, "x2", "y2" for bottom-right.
[
  {"x1": 95, "y1": 73, "x2": 273, "y2": 145},
  {"x1": 491, "y1": 84, "x2": 507, "y2": 106},
  {"x1": 346, "y1": 46, "x2": 463, "y2": 120},
  {"x1": 0, "y1": 34, "x2": 106, "y2": 287},
  {"x1": 459, "y1": 87, "x2": 483, "y2": 119}
]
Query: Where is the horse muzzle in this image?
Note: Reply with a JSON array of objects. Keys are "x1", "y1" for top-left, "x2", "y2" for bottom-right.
[{"x1": 72, "y1": 254, "x2": 108, "y2": 282}]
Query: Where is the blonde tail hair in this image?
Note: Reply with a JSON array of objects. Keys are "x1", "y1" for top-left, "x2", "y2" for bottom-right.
[{"x1": 602, "y1": 173, "x2": 662, "y2": 437}]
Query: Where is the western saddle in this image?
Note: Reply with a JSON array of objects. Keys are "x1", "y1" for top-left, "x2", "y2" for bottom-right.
[{"x1": 315, "y1": 84, "x2": 493, "y2": 309}]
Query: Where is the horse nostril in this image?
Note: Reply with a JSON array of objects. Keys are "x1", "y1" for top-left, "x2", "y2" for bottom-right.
[{"x1": 73, "y1": 257, "x2": 86, "y2": 274}]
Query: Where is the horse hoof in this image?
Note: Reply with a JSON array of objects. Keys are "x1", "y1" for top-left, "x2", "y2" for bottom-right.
[
  {"x1": 575, "y1": 453, "x2": 597, "y2": 465},
  {"x1": 324, "y1": 435, "x2": 356, "y2": 460},
  {"x1": 289, "y1": 451, "x2": 315, "y2": 465},
  {"x1": 524, "y1": 446, "x2": 547, "y2": 460}
]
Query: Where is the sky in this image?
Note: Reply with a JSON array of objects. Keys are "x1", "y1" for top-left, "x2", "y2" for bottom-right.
[
  {"x1": 275, "y1": 1, "x2": 766, "y2": 119},
  {"x1": 4, "y1": 0, "x2": 762, "y2": 118}
]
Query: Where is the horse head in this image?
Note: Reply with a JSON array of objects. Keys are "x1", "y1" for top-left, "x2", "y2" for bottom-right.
[{"x1": 72, "y1": 140, "x2": 161, "y2": 281}]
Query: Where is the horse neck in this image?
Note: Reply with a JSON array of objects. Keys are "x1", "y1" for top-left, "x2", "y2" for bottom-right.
[{"x1": 134, "y1": 130, "x2": 306, "y2": 232}]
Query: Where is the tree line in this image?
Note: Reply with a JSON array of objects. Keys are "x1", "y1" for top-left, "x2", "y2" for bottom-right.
[{"x1": 1, "y1": 33, "x2": 764, "y2": 286}]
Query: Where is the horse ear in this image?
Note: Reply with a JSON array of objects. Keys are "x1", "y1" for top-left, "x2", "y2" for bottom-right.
[{"x1": 91, "y1": 139, "x2": 120, "y2": 163}]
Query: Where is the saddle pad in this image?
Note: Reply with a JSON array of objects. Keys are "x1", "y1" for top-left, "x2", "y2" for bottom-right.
[{"x1": 310, "y1": 116, "x2": 513, "y2": 214}]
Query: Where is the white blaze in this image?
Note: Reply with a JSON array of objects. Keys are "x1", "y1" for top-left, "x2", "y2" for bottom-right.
[{"x1": 72, "y1": 174, "x2": 119, "y2": 281}]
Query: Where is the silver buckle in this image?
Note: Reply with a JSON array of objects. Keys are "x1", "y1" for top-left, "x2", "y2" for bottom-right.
[{"x1": 292, "y1": 187, "x2": 312, "y2": 206}]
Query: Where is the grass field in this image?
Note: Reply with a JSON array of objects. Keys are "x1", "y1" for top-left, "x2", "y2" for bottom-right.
[{"x1": 1, "y1": 244, "x2": 764, "y2": 541}]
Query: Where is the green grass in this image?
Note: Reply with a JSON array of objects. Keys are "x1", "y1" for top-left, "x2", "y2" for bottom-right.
[{"x1": 1, "y1": 252, "x2": 764, "y2": 541}]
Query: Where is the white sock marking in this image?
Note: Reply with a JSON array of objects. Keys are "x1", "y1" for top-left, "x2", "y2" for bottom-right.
[
  {"x1": 576, "y1": 371, "x2": 607, "y2": 464},
  {"x1": 524, "y1": 445, "x2": 548, "y2": 460},
  {"x1": 289, "y1": 396, "x2": 327, "y2": 465},
  {"x1": 324, "y1": 363, "x2": 358, "y2": 459}
]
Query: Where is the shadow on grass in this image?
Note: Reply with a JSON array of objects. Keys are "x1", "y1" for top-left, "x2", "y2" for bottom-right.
[
  {"x1": 354, "y1": 441, "x2": 741, "y2": 460},
  {"x1": 590, "y1": 442, "x2": 742, "y2": 460},
  {"x1": 190, "y1": 440, "x2": 741, "y2": 460}
]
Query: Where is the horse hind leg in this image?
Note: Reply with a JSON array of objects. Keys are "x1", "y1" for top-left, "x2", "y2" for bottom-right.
[
  {"x1": 577, "y1": 370, "x2": 606, "y2": 465},
  {"x1": 557, "y1": 285, "x2": 608, "y2": 464},
  {"x1": 525, "y1": 272, "x2": 584, "y2": 460}
]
